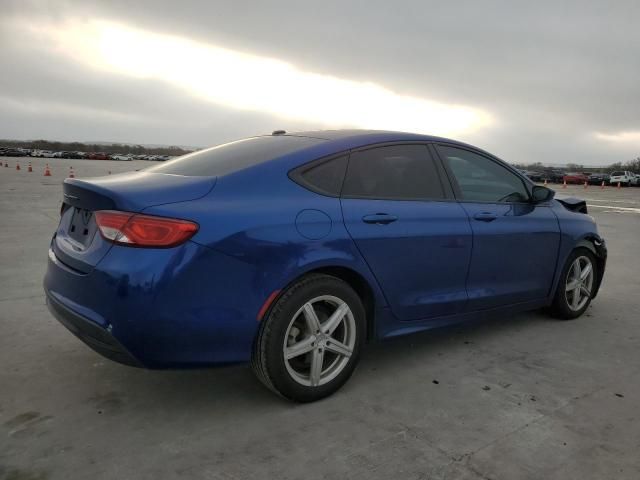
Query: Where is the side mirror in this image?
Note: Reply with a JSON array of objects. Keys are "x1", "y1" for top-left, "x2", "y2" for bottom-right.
[{"x1": 532, "y1": 185, "x2": 555, "y2": 203}]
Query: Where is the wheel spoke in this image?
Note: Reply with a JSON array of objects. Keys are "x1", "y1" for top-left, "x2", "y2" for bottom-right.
[
  {"x1": 580, "y1": 262, "x2": 592, "y2": 281},
  {"x1": 566, "y1": 279, "x2": 580, "y2": 292},
  {"x1": 322, "y1": 302, "x2": 349, "y2": 335},
  {"x1": 571, "y1": 287, "x2": 581, "y2": 309},
  {"x1": 303, "y1": 303, "x2": 321, "y2": 334},
  {"x1": 572, "y1": 259, "x2": 582, "y2": 280},
  {"x1": 580, "y1": 285, "x2": 591, "y2": 298},
  {"x1": 285, "y1": 336, "x2": 315, "y2": 360},
  {"x1": 309, "y1": 347, "x2": 324, "y2": 386},
  {"x1": 325, "y1": 338, "x2": 353, "y2": 358}
]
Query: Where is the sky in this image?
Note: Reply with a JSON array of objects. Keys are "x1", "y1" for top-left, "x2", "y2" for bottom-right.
[{"x1": 0, "y1": 0, "x2": 639, "y2": 166}]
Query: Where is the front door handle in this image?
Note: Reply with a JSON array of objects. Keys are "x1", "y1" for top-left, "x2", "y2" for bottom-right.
[
  {"x1": 362, "y1": 213, "x2": 398, "y2": 225},
  {"x1": 473, "y1": 212, "x2": 497, "y2": 222}
]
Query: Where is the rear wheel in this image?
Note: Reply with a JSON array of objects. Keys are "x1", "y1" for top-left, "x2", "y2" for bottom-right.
[
  {"x1": 550, "y1": 248, "x2": 597, "y2": 319},
  {"x1": 251, "y1": 274, "x2": 365, "y2": 402}
]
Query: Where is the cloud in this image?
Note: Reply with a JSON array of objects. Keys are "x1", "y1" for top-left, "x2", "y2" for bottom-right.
[
  {"x1": 1, "y1": 0, "x2": 639, "y2": 165},
  {"x1": 594, "y1": 131, "x2": 640, "y2": 144},
  {"x1": 34, "y1": 19, "x2": 492, "y2": 137}
]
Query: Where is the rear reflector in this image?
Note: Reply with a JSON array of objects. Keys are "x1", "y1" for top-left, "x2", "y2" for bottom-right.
[
  {"x1": 257, "y1": 290, "x2": 281, "y2": 321},
  {"x1": 94, "y1": 210, "x2": 198, "y2": 248}
]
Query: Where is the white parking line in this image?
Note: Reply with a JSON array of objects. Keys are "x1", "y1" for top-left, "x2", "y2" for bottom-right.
[
  {"x1": 588, "y1": 204, "x2": 640, "y2": 213},
  {"x1": 581, "y1": 198, "x2": 640, "y2": 205}
]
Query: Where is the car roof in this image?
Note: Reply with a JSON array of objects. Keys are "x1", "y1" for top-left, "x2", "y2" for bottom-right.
[
  {"x1": 241, "y1": 129, "x2": 519, "y2": 174},
  {"x1": 281, "y1": 129, "x2": 473, "y2": 147}
]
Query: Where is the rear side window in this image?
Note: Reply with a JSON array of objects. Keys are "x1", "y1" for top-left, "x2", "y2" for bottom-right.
[
  {"x1": 147, "y1": 135, "x2": 325, "y2": 177},
  {"x1": 290, "y1": 155, "x2": 348, "y2": 196},
  {"x1": 610, "y1": 171, "x2": 624, "y2": 176},
  {"x1": 342, "y1": 145, "x2": 445, "y2": 200}
]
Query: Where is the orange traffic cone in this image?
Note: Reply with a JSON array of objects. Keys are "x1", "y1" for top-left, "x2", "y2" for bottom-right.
[
  {"x1": 544, "y1": 179, "x2": 548, "y2": 186},
  {"x1": 562, "y1": 180, "x2": 567, "y2": 189},
  {"x1": 584, "y1": 180, "x2": 588, "y2": 189},
  {"x1": 44, "y1": 164, "x2": 52, "y2": 176},
  {"x1": 68, "y1": 166, "x2": 75, "y2": 178},
  {"x1": 28, "y1": 162, "x2": 33, "y2": 172},
  {"x1": 601, "y1": 180, "x2": 605, "y2": 189},
  {"x1": 617, "y1": 182, "x2": 621, "y2": 189},
  {"x1": 16, "y1": 162, "x2": 21, "y2": 171}
]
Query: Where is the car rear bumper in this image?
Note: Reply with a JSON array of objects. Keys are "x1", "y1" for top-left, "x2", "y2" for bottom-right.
[
  {"x1": 45, "y1": 290, "x2": 143, "y2": 367},
  {"x1": 43, "y1": 240, "x2": 274, "y2": 368}
]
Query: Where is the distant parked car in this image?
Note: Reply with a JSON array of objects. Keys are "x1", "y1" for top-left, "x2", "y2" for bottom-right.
[
  {"x1": 520, "y1": 170, "x2": 544, "y2": 182},
  {"x1": 1, "y1": 148, "x2": 28, "y2": 157},
  {"x1": 634, "y1": 174, "x2": 640, "y2": 186},
  {"x1": 588, "y1": 173, "x2": 610, "y2": 185},
  {"x1": 609, "y1": 171, "x2": 635, "y2": 186},
  {"x1": 542, "y1": 170, "x2": 566, "y2": 183},
  {"x1": 563, "y1": 172, "x2": 589, "y2": 184},
  {"x1": 111, "y1": 154, "x2": 132, "y2": 161},
  {"x1": 31, "y1": 149, "x2": 54, "y2": 157},
  {"x1": 88, "y1": 152, "x2": 110, "y2": 160}
]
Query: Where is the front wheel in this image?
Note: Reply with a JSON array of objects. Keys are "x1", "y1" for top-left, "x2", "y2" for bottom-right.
[
  {"x1": 251, "y1": 274, "x2": 365, "y2": 402},
  {"x1": 549, "y1": 248, "x2": 597, "y2": 319}
]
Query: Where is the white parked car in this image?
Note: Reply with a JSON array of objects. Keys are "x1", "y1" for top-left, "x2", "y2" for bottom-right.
[
  {"x1": 111, "y1": 154, "x2": 133, "y2": 161},
  {"x1": 609, "y1": 171, "x2": 635, "y2": 186}
]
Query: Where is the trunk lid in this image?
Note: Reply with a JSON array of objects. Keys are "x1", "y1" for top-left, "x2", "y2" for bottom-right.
[{"x1": 53, "y1": 172, "x2": 215, "y2": 273}]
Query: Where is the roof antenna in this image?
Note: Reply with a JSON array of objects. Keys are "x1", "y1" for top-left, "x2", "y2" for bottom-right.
[{"x1": 272, "y1": 130, "x2": 286, "y2": 135}]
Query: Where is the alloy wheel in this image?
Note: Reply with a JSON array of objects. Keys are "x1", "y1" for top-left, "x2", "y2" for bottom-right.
[
  {"x1": 565, "y1": 255, "x2": 594, "y2": 311},
  {"x1": 283, "y1": 295, "x2": 356, "y2": 387}
]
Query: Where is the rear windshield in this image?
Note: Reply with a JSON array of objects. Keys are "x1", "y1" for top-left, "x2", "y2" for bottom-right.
[
  {"x1": 147, "y1": 135, "x2": 325, "y2": 177},
  {"x1": 611, "y1": 171, "x2": 624, "y2": 176}
]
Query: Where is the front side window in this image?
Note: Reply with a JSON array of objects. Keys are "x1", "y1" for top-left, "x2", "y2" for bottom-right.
[
  {"x1": 437, "y1": 145, "x2": 529, "y2": 203},
  {"x1": 341, "y1": 145, "x2": 445, "y2": 200}
]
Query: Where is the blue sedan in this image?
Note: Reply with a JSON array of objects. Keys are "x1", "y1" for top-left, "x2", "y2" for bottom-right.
[{"x1": 44, "y1": 130, "x2": 607, "y2": 401}]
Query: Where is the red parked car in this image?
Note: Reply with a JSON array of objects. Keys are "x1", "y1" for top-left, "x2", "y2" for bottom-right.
[
  {"x1": 88, "y1": 152, "x2": 110, "y2": 160},
  {"x1": 562, "y1": 172, "x2": 589, "y2": 184}
]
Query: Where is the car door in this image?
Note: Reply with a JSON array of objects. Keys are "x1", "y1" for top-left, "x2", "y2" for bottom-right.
[
  {"x1": 340, "y1": 144, "x2": 472, "y2": 321},
  {"x1": 435, "y1": 144, "x2": 560, "y2": 311}
]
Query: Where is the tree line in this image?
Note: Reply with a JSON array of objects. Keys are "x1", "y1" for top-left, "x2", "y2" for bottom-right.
[
  {"x1": 0, "y1": 139, "x2": 195, "y2": 156},
  {"x1": 514, "y1": 157, "x2": 640, "y2": 174}
]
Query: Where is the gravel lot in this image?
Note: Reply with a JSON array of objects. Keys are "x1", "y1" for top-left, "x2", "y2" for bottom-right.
[{"x1": 1, "y1": 157, "x2": 639, "y2": 480}]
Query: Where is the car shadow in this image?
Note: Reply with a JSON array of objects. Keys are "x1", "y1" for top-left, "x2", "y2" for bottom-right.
[{"x1": 84, "y1": 308, "x2": 551, "y2": 414}]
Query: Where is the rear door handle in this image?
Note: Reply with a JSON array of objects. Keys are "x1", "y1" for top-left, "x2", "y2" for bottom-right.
[
  {"x1": 473, "y1": 212, "x2": 497, "y2": 222},
  {"x1": 362, "y1": 213, "x2": 398, "y2": 225}
]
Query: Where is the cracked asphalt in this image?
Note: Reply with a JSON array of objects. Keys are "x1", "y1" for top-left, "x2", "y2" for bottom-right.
[{"x1": 1, "y1": 158, "x2": 639, "y2": 479}]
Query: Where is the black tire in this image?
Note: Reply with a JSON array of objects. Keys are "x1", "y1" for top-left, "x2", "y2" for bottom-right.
[
  {"x1": 251, "y1": 274, "x2": 365, "y2": 402},
  {"x1": 549, "y1": 248, "x2": 598, "y2": 320}
]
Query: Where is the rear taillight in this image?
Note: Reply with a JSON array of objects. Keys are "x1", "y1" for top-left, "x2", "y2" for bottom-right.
[{"x1": 94, "y1": 210, "x2": 198, "y2": 248}]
